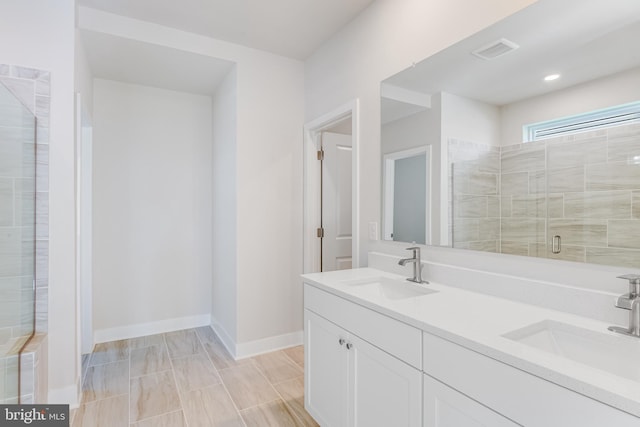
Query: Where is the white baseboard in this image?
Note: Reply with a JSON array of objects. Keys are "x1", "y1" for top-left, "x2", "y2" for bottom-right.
[
  {"x1": 209, "y1": 316, "x2": 303, "y2": 360},
  {"x1": 48, "y1": 383, "x2": 80, "y2": 407},
  {"x1": 236, "y1": 330, "x2": 303, "y2": 359},
  {"x1": 210, "y1": 316, "x2": 237, "y2": 358},
  {"x1": 93, "y1": 314, "x2": 211, "y2": 344}
]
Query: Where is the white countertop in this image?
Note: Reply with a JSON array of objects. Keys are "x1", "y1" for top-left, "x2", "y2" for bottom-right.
[{"x1": 302, "y1": 267, "x2": 640, "y2": 418}]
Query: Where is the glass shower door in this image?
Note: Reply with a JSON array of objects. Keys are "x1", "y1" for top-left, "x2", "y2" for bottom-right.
[{"x1": 0, "y1": 82, "x2": 36, "y2": 403}]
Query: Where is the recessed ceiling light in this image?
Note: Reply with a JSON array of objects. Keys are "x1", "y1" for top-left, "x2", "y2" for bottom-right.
[{"x1": 544, "y1": 74, "x2": 560, "y2": 82}]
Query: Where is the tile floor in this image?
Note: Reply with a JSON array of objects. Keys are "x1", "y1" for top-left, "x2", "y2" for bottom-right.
[{"x1": 71, "y1": 326, "x2": 318, "y2": 426}]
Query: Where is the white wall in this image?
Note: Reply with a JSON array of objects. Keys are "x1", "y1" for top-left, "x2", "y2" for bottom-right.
[
  {"x1": 305, "y1": 0, "x2": 538, "y2": 263},
  {"x1": 441, "y1": 92, "x2": 500, "y2": 146},
  {"x1": 211, "y1": 68, "x2": 238, "y2": 344},
  {"x1": 0, "y1": 0, "x2": 77, "y2": 404},
  {"x1": 79, "y1": 8, "x2": 305, "y2": 353},
  {"x1": 92, "y1": 79, "x2": 212, "y2": 339},
  {"x1": 501, "y1": 66, "x2": 640, "y2": 144}
]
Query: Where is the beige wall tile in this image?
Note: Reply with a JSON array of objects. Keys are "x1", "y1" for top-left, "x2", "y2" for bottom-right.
[
  {"x1": 511, "y1": 194, "x2": 546, "y2": 218},
  {"x1": 529, "y1": 243, "x2": 586, "y2": 263},
  {"x1": 547, "y1": 137, "x2": 606, "y2": 169},
  {"x1": 453, "y1": 170, "x2": 497, "y2": 195},
  {"x1": 547, "y1": 167, "x2": 585, "y2": 193},
  {"x1": 501, "y1": 219, "x2": 546, "y2": 243},
  {"x1": 548, "y1": 219, "x2": 607, "y2": 246},
  {"x1": 563, "y1": 191, "x2": 631, "y2": 219},
  {"x1": 467, "y1": 241, "x2": 498, "y2": 253},
  {"x1": 608, "y1": 220, "x2": 640, "y2": 249},
  {"x1": 454, "y1": 195, "x2": 488, "y2": 218},
  {"x1": 586, "y1": 246, "x2": 640, "y2": 268},
  {"x1": 501, "y1": 172, "x2": 528, "y2": 196},
  {"x1": 607, "y1": 124, "x2": 640, "y2": 162},
  {"x1": 634, "y1": 191, "x2": 640, "y2": 219},
  {"x1": 548, "y1": 194, "x2": 564, "y2": 218},
  {"x1": 501, "y1": 145, "x2": 545, "y2": 173},
  {"x1": 587, "y1": 162, "x2": 640, "y2": 191}
]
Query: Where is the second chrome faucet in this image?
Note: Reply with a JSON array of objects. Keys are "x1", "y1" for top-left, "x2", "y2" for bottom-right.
[{"x1": 398, "y1": 246, "x2": 429, "y2": 284}]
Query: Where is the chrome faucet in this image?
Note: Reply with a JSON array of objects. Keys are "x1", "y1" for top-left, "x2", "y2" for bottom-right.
[
  {"x1": 398, "y1": 247, "x2": 429, "y2": 284},
  {"x1": 608, "y1": 274, "x2": 640, "y2": 338}
]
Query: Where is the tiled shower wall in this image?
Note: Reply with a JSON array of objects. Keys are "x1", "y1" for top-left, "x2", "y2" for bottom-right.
[
  {"x1": 450, "y1": 122, "x2": 640, "y2": 268},
  {"x1": 0, "y1": 64, "x2": 50, "y2": 403}
]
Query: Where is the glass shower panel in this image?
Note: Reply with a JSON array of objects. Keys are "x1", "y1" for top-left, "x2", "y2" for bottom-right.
[
  {"x1": 546, "y1": 126, "x2": 640, "y2": 267},
  {"x1": 0, "y1": 82, "x2": 36, "y2": 403}
]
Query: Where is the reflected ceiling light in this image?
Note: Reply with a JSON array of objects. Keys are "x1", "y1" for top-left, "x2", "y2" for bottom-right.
[{"x1": 544, "y1": 74, "x2": 561, "y2": 82}]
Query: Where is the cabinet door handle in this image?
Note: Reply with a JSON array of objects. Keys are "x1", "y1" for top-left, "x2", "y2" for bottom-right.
[
  {"x1": 338, "y1": 338, "x2": 346, "y2": 346},
  {"x1": 346, "y1": 342, "x2": 353, "y2": 350}
]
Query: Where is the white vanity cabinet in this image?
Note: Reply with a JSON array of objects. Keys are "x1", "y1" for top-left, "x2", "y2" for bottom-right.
[
  {"x1": 304, "y1": 284, "x2": 422, "y2": 427},
  {"x1": 423, "y1": 374, "x2": 518, "y2": 427},
  {"x1": 422, "y1": 332, "x2": 640, "y2": 427}
]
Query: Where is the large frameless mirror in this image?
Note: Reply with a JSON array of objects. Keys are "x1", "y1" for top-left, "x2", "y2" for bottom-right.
[{"x1": 380, "y1": 0, "x2": 640, "y2": 268}]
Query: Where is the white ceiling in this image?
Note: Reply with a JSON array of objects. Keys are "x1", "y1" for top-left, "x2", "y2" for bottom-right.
[
  {"x1": 384, "y1": 0, "x2": 640, "y2": 107},
  {"x1": 80, "y1": 30, "x2": 235, "y2": 95},
  {"x1": 78, "y1": 0, "x2": 375, "y2": 60}
]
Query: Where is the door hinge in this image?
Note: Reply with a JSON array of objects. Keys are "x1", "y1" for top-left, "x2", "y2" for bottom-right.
[
  {"x1": 317, "y1": 149, "x2": 324, "y2": 161},
  {"x1": 317, "y1": 227, "x2": 324, "y2": 238}
]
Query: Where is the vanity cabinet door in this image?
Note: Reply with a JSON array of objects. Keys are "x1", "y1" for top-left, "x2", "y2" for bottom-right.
[
  {"x1": 349, "y1": 334, "x2": 422, "y2": 427},
  {"x1": 423, "y1": 374, "x2": 518, "y2": 427},
  {"x1": 305, "y1": 309, "x2": 349, "y2": 427}
]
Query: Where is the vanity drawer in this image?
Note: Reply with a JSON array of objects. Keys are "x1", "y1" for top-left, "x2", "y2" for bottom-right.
[
  {"x1": 304, "y1": 283, "x2": 422, "y2": 369},
  {"x1": 422, "y1": 332, "x2": 640, "y2": 427}
]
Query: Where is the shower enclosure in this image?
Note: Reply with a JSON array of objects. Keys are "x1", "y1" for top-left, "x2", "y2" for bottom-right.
[
  {"x1": 450, "y1": 122, "x2": 640, "y2": 269},
  {"x1": 0, "y1": 81, "x2": 36, "y2": 403}
]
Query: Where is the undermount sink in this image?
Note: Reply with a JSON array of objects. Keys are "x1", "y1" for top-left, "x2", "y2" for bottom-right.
[
  {"x1": 503, "y1": 320, "x2": 640, "y2": 382},
  {"x1": 340, "y1": 276, "x2": 437, "y2": 300}
]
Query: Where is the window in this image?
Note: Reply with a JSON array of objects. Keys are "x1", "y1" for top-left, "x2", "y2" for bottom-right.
[{"x1": 524, "y1": 101, "x2": 640, "y2": 142}]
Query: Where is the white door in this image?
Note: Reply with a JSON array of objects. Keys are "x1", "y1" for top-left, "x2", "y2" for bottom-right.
[
  {"x1": 322, "y1": 132, "x2": 352, "y2": 271},
  {"x1": 423, "y1": 374, "x2": 519, "y2": 427},
  {"x1": 305, "y1": 309, "x2": 349, "y2": 427},
  {"x1": 349, "y1": 334, "x2": 422, "y2": 427}
]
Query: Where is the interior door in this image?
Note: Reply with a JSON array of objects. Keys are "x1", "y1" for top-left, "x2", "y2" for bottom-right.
[{"x1": 322, "y1": 132, "x2": 352, "y2": 271}]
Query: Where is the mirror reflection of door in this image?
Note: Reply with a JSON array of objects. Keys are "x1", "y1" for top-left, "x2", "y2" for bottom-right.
[
  {"x1": 321, "y1": 131, "x2": 352, "y2": 271},
  {"x1": 383, "y1": 147, "x2": 430, "y2": 245}
]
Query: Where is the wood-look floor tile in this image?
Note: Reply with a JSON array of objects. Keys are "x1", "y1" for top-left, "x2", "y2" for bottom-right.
[
  {"x1": 241, "y1": 399, "x2": 304, "y2": 427},
  {"x1": 128, "y1": 334, "x2": 165, "y2": 350},
  {"x1": 171, "y1": 353, "x2": 221, "y2": 393},
  {"x1": 130, "y1": 344, "x2": 171, "y2": 377},
  {"x1": 130, "y1": 370, "x2": 181, "y2": 422},
  {"x1": 81, "y1": 360, "x2": 129, "y2": 403},
  {"x1": 182, "y1": 384, "x2": 244, "y2": 427},
  {"x1": 274, "y1": 377, "x2": 318, "y2": 427},
  {"x1": 73, "y1": 395, "x2": 128, "y2": 427},
  {"x1": 194, "y1": 326, "x2": 217, "y2": 343},
  {"x1": 284, "y1": 346, "x2": 304, "y2": 368},
  {"x1": 219, "y1": 363, "x2": 280, "y2": 410},
  {"x1": 253, "y1": 350, "x2": 303, "y2": 384},
  {"x1": 131, "y1": 410, "x2": 187, "y2": 427},
  {"x1": 202, "y1": 338, "x2": 251, "y2": 371},
  {"x1": 165, "y1": 329, "x2": 203, "y2": 359},
  {"x1": 89, "y1": 340, "x2": 128, "y2": 366}
]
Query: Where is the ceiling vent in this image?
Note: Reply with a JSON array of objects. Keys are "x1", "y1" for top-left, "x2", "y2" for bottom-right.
[{"x1": 472, "y1": 38, "x2": 519, "y2": 60}]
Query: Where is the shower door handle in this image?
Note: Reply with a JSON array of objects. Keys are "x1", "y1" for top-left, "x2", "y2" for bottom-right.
[{"x1": 551, "y1": 235, "x2": 561, "y2": 254}]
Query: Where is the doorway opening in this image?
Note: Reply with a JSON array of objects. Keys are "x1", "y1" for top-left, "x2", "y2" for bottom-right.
[{"x1": 303, "y1": 100, "x2": 360, "y2": 273}]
